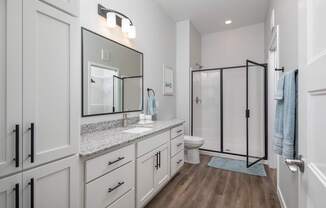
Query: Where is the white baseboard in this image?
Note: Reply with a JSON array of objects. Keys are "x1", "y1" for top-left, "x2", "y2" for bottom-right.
[{"x1": 277, "y1": 186, "x2": 287, "y2": 208}]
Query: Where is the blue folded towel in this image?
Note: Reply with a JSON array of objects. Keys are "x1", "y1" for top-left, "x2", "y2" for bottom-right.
[
  {"x1": 273, "y1": 75, "x2": 285, "y2": 155},
  {"x1": 273, "y1": 71, "x2": 296, "y2": 159},
  {"x1": 147, "y1": 94, "x2": 156, "y2": 115},
  {"x1": 282, "y1": 71, "x2": 296, "y2": 159}
]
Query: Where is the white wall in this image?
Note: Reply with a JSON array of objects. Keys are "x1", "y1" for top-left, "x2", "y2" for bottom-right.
[
  {"x1": 202, "y1": 23, "x2": 265, "y2": 68},
  {"x1": 190, "y1": 22, "x2": 202, "y2": 68},
  {"x1": 264, "y1": 1, "x2": 299, "y2": 208},
  {"x1": 80, "y1": 0, "x2": 176, "y2": 124},
  {"x1": 176, "y1": 20, "x2": 201, "y2": 135}
]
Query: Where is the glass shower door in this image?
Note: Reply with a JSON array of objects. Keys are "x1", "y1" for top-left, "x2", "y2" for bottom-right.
[
  {"x1": 192, "y1": 70, "x2": 221, "y2": 152},
  {"x1": 246, "y1": 60, "x2": 267, "y2": 167}
]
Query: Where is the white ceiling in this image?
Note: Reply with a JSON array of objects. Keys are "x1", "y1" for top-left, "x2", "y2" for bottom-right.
[{"x1": 154, "y1": 0, "x2": 269, "y2": 34}]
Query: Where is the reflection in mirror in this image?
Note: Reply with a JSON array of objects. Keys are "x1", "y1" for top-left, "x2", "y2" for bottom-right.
[
  {"x1": 123, "y1": 77, "x2": 143, "y2": 111},
  {"x1": 82, "y1": 28, "x2": 143, "y2": 116}
]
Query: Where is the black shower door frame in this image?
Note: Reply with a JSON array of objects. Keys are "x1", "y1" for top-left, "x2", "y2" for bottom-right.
[{"x1": 190, "y1": 61, "x2": 268, "y2": 167}]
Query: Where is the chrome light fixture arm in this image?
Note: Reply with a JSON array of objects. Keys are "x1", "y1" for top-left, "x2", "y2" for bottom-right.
[{"x1": 98, "y1": 4, "x2": 133, "y2": 26}]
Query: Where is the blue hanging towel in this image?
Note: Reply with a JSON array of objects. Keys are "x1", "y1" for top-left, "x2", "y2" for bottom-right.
[
  {"x1": 147, "y1": 94, "x2": 156, "y2": 115},
  {"x1": 282, "y1": 71, "x2": 296, "y2": 159},
  {"x1": 273, "y1": 75, "x2": 285, "y2": 155},
  {"x1": 273, "y1": 71, "x2": 296, "y2": 159}
]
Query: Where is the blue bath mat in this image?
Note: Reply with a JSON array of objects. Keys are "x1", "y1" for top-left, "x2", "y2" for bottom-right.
[{"x1": 208, "y1": 157, "x2": 266, "y2": 177}]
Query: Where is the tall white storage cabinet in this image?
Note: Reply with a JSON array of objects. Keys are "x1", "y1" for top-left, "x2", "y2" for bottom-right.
[
  {"x1": 0, "y1": 0, "x2": 23, "y2": 178},
  {"x1": 0, "y1": 0, "x2": 79, "y2": 207},
  {"x1": 22, "y1": 0, "x2": 79, "y2": 170}
]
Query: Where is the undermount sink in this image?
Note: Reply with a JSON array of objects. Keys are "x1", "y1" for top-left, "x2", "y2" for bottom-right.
[{"x1": 123, "y1": 127, "x2": 152, "y2": 134}]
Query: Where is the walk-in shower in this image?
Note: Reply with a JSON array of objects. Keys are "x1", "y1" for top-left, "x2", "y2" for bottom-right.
[{"x1": 191, "y1": 60, "x2": 267, "y2": 167}]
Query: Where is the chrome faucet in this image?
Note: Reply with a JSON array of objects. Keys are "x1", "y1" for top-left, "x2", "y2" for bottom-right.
[{"x1": 122, "y1": 113, "x2": 128, "y2": 127}]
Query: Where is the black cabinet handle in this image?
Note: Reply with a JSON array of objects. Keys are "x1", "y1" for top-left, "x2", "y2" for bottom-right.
[
  {"x1": 108, "y1": 157, "x2": 125, "y2": 165},
  {"x1": 176, "y1": 130, "x2": 183, "y2": 133},
  {"x1": 13, "y1": 183, "x2": 19, "y2": 208},
  {"x1": 28, "y1": 123, "x2": 34, "y2": 163},
  {"x1": 158, "y1": 152, "x2": 161, "y2": 168},
  {"x1": 108, "y1": 181, "x2": 124, "y2": 193},
  {"x1": 177, "y1": 159, "x2": 183, "y2": 164},
  {"x1": 29, "y1": 178, "x2": 34, "y2": 208},
  {"x1": 154, "y1": 152, "x2": 159, "y2": 170},
  {"x1": 177, "y1": 143, "x2": 183, "y2": 147},
  {"x1": 13, "y1": 125, "x2": 19, "y2": 167}
]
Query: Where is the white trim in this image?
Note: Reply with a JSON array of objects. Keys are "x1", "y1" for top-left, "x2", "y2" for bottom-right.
[{"x1": 277, "y1": 186, "x2": 287, "y2": 208}]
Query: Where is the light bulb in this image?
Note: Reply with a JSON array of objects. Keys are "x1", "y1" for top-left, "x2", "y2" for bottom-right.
[
  {"x1": 128, "y1": 25, "x2": 136, "y2": 39},
  {"x1": 107, "y1": 12, "x2": 116, "y2": 28},
  {"x1": 225, "y1": 20, "x2": 232, "y2": 25},
  {"x1": 122, "y1": 18, "x2": 130, "y2": 33}
]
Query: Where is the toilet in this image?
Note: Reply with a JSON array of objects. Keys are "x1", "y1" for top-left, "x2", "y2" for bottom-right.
[{"x1": 184, "y1": 136, "x2": 204, "y2": 164}]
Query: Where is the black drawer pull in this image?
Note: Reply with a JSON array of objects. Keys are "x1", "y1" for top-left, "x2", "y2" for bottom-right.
[
  {"x1": 108, "y1": 181, "x2": 124, "y2": 193},
  {"x1": 177, "y1": 143, "x2": 183, "y2": 147},
  {"x1": 158, "y1": 152, "x2": 161, "y2": 168},
  {"x1": 29, "y1": 178, "x2": 34, "y2": 208},
  {"x1": 177, "y1": 159, "x2": 183, "y2": 164},
  {"x1": 108, "y1": 157, "x2": 125, "y2": 165},
  {"x1": 13, "y1": 183, "x2": 19, "y2": 208},
  {"x1": 155, "y1": 152, "x2": 159, "y2": 169},
  {"x1": 28, "y1": 123, "x2": 35, "y2": 163},
  {"x1": 176, "y1": 130, "x2": 183, "y2": 133},
  {"x1": 13, "y1": 125, "x2": 19, "y2": 167}
]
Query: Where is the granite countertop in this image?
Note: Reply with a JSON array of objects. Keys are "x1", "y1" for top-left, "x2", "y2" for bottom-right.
[{"x1": 80, "y1": 119, "x2": 184, "y2": 157}]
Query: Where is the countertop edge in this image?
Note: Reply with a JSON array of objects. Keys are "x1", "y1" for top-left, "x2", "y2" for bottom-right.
[{"x1": 79, "y1": 120, "x2": 185, "y2": 158}]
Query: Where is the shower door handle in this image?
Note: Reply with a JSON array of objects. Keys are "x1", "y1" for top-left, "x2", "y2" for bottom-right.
[{"x1": 195, "y1": 97, "x2": 201, "y2": 104}]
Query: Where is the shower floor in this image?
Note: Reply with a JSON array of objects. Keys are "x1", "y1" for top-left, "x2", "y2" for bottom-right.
[{"x1": 145, "y1": 155, "x2": 280, "y2": 208}]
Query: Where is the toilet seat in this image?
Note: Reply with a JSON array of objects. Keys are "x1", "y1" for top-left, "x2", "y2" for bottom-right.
[{"x1": 184, "y1": 136, "x2": 204, "y2": 145}]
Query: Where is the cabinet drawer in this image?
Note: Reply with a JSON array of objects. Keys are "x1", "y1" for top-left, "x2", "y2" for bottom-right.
[
  {"x1": 86, "y1": 144, "x2": 135, "y2": 183},
  {"x1": 107, "y1": 188, "x2": 135, "y2": 208},
  {"x1": 171, "y1": 125, "x2": 184, "y2": 139},
  {"x1": 171, "y1": 151, "x2": 184, "y2": 177},
  {"x1": 86, "y1": 161, "x2": 135, "y2": 208},
  {"x1": 137, "y1": 131, "x2": 169, "y2": 157},
  {"x1": 171, "y1": 135, "x2": 184, "y2": 157}
]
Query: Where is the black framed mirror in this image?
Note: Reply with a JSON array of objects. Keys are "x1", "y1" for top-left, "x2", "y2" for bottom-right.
[{"x1": 81, "y1": 28, "x2": 143, "y2": 117}]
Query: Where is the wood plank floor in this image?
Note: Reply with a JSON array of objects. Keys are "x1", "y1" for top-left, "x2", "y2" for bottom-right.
[{"x1": 145, "y1": 155, "x2": 281, "y2": 208}]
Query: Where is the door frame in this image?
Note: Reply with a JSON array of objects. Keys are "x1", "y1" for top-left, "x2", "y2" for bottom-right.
[{"x1": 246, "y1": 60, "x2": 268, "y2": 168}]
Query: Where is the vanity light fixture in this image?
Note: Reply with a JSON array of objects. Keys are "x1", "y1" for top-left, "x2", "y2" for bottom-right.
[
  {"x1": 225, "y1": 20, "x2": 232, "y2": 25},
  {"x1": 98, "y1": 4, "x2": 136, "y2": 39}
]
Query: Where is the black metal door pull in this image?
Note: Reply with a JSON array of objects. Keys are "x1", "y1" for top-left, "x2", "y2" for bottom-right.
[
  {"x1": 28, "y1": 123, "x2": 35, "y2": 163},
  {"x1": 13, "y1": 125, "x2": 19, "y2": 167}
]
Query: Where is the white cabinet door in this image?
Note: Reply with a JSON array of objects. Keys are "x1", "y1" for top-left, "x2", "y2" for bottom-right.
[
  {"x1": 0, "y1": 0, "x2": 23, "y2": 178},
  {"x1": 22, "y1": 156, "x2": 78, "y2": 208},
  {"x1": 39, "y1": 0, "x2": 79, "y2": 16},
  {"x1": 0, "y1": 173, "x2": 22, "y2": 208},
  {"x1": 22, "y1": 0, "x2": 79, "y2": 170},
  {"x1": 154, "y1": 143, "x2": 170, "y2": 191},
  {"x1": 136, "y1": 151, "x2": 155, "y2": 208}
]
